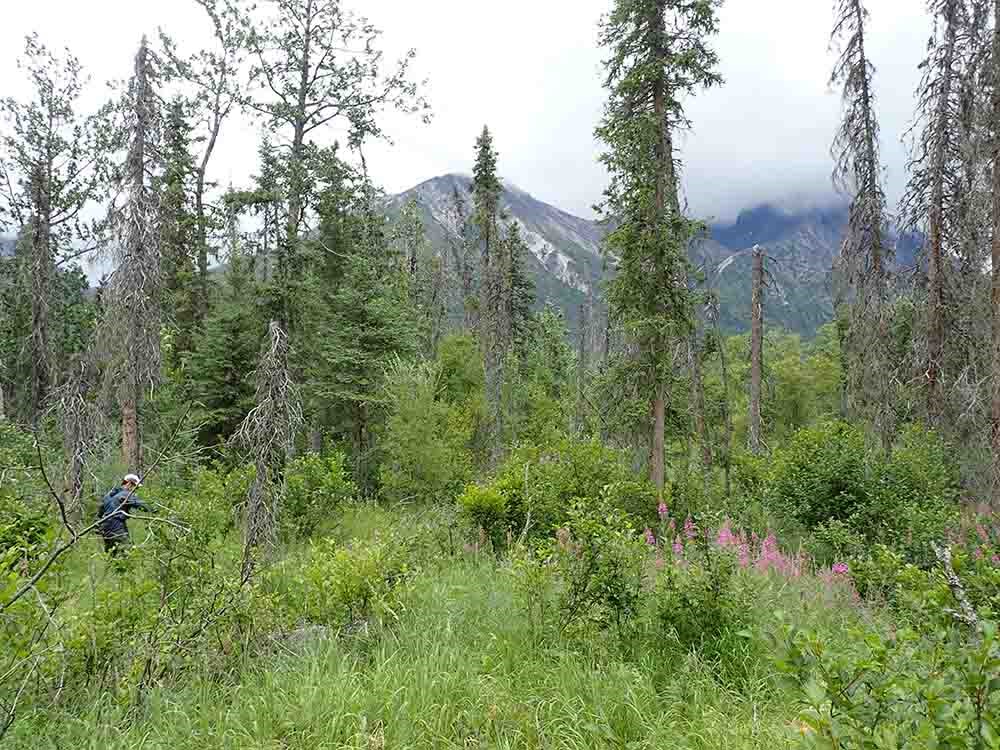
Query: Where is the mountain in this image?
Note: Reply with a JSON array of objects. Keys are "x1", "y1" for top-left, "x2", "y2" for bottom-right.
[
  {"x1": 389, "y1": 175, "x2": 920, "y2": 338},
  {"x1": 387, "y1": 174, "x2": 604, "y2": 333}
]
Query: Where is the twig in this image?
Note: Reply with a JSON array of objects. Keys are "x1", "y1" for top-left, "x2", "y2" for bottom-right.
[{"x1": 32, "y1": 436, "x2": 76, "y2": 537}]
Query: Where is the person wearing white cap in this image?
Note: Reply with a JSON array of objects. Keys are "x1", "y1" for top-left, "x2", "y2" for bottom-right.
[{"x1": 96, "y1": 473, "x2": 153, "y2": 556}]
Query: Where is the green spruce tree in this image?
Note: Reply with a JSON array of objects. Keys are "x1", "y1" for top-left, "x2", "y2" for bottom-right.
[{"x1": 595, "y1": 0, "x2": 722, "y2": 498}]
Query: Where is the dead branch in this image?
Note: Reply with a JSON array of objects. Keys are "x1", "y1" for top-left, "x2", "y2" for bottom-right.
[{"x1": 932, "y1": 542, "x2": 979, "y2": 628}]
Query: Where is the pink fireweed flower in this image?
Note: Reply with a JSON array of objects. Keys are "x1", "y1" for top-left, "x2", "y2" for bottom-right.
[
  {"x1": 644, "y1": 527, "x2": 656, "y2": 546},
  {"x1": 977, "y1": 525, "x2": 990, "y2": 544},
  {"x1": 673, "y1": 536, "x2": 684, "y2": 557},
  {"x1": 992, "y1": 554, "x2": 1000, "y2": 566},
  {"x1": 658, "y1": 502, "x2": 669, "y2": 520},
  {"x1": 684, "y1": 517, "x2": 697, "y2": 540},
  {"x1": 831, "y1": 562, "x2": 849, "y2": 575},
  {"x1": 716, "y1": 519, "x2": 737, "y2": 548},
  {"x1": 738, "y1": 543, "x2": 751, "y2": 569},
  {"x1": 975, "y1": 546, "x2": 985, "y2": 561}
]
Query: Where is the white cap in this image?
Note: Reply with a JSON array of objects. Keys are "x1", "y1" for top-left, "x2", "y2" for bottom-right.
[{"x1": 123, "y1": 473, "x2": 142, "y2": 486}]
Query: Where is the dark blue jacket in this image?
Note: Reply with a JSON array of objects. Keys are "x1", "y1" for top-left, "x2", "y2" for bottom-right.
[{"x1": 96, "y1": 487, "x2": 150, "y2": 540}]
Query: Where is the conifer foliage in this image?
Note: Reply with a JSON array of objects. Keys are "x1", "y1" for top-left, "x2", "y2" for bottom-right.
[{"x1": 595, "y1": 0, "x2": 722, "y2": 498}]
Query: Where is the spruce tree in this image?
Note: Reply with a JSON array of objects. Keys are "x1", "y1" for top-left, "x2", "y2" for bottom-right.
[
  {"x1": 829, "y1": 0, "x2": 894, "y2": 451},
  {"x1": 595, "y1": 0, "x2": 722, "y2": 498},
  {"x1": 472, "y1": 126, "x2": 507, "y2": 466},
  {"x1": 160, "y1": 97, "x2": 200, "y2": 364},
  {"x1": 187, "y1": 254, "x2": 262, "y2": 449}
]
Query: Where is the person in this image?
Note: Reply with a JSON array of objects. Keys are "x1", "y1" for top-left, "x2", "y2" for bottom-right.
[{"x1": 96, "y1": 473, "x2": 152, "y2": 556}]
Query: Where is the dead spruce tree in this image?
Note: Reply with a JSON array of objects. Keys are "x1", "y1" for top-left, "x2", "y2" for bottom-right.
[
  {"x1": 900, "y1": 0, "x2": 970, "y2": 426},
  {"x1": 237, "y1": 320, "x2": 301, "y2": 578},
  {"x1": 829, "y1": 0, "x2": 896, "y2": 451},
  {"x1": 0, "y1": 34, "x2": 112, "y2": 423},
  {"x1": 749, "y1": 244, "x2": 765, "y2": 455},
  {"x1": 596, "y1": 0, "x2": 722, "y2": 499},
  {"x1": 103, "y1": 37, "x2": 164, "y2": 471}
]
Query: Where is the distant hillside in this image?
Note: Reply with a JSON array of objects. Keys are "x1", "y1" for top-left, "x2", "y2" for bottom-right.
[
  {"x1": 387, "y1": 174, "x2": 604, "y2": 333},
  {"x1": 389, "y1": 175, "x2": 921, "y2": 338}
]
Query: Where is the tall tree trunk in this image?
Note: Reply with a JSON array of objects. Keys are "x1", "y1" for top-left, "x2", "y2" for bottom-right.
[
  {"x1": 715, "y1": 308, "x2": 733, "y2": 500},
  {"x1": 575, "y1": 282, "x2": 593, "y2": 434},
  {"x1": 122, "y1": 389, "x2": 141, "y2": 471},
  {"x1": 652, "y1": 386, "x2": 666, "y2": 498},
  {"x1": 926, "y1": 2, "x2": 959, "y2": 426},
  {"x1": 749, "y1": 244, "x2": 764, "y2": 455},
  {"x1": 990, "y1": 0, "x2": 1000, "y2": 506}
]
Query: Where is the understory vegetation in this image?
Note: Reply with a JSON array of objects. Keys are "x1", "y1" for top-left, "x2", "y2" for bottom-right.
[{"x1": 3, "y1": 0, "x2": 1000, "y2": 746}]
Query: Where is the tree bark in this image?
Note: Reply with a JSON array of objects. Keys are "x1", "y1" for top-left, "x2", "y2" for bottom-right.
[
  {"x1": 122, "y1": 390, "x2": 141, "y2": 471},
  {"x1": 749, "y1": 244, "x2": 764, "y2": 455},
  {"x1": 652, "y1": 386, "x2": 666, "y2": 498}
]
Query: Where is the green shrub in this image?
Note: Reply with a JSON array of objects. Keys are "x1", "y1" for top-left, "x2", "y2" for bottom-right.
[
  {"x1": 776, "y1": 617, "x2": 1000, "y2": 747},
  {"x1": 284, "y1": 452, "x2": 355, "y2": 538},
  {"x1": 278, "y1": 534, "x2": 412, "y2": 627},
  {"x1": 379, "y1": 357, "x2": 474, "y2": 505},
  {"x1": 511, "y1": 499, "x2": 645, "y2": 640},
  {"x1": 767, "y1": 420, "x2": 869, "y2": 528},
  {"x1": 457, "y1": 436, "x2": 654, "y2": 550},
  {"x1": 649, "y1": 539, "x2": 759, "y2": 683}
]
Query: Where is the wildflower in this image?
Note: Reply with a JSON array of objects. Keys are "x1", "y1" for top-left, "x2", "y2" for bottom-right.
[
  {"x1": 738, "y1": 543, "x2": 750, "y2": 569},
  {"x1": 644, "y1": 527, "x2": 656, "y2": 546},
  {"x1": 977, "y1": 525, "x2": 990, "y2": 544},
  {"x1": 684, "y1": 517, "x2": 697, "y2": 540},
  {"x1": 654, "y1": 552, "x2": 665, "y2": 571},
  {"x1": 992, "y1": 554, "x2": 1000, "y2": 566},
  {"x1": 657, "y1": 502, "x2": 669, "y2": 520},
  {"x1": 668, "y1": 518, "x2": 676, "y2": 533},
  {"x1": 673, "y1": 536, "x2": 683, "y2": 557},
  {"x1": 975, "y1": 546, "x2": 984, "y2": 561},
  {"x1": 831, "y1": 562, "x2": 849, "y2": 575},
  {"x1": 716, "y1": 519, "x2": 736, "y2": 548}
]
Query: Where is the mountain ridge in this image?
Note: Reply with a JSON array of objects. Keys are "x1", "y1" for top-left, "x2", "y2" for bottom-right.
[{"x1": 389, "y1": 174, "x2": 917, "y2": 337}]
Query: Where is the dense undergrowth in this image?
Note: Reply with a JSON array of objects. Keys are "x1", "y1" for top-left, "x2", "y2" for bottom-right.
[{"x1": 3, "y1": 414, "x2": 999, "y2": 748}]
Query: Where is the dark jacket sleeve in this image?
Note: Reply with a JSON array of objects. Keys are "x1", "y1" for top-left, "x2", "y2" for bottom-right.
[{"x1": 123, "y1": 494, "x2": 151, "y2": 513}]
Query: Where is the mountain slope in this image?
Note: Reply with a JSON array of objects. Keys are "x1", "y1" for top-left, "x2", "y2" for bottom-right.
[
  {"x1": 390, "y1": 175, "x2": 922, "y2": 339},
  {"x1": 387, "y1": 175, "x2": 605, "y2": 333}
]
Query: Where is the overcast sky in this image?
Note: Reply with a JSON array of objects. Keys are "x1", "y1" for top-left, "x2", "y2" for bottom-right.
[{"x1": 2, "y1": 0, "x2": 932, "y2": 230}]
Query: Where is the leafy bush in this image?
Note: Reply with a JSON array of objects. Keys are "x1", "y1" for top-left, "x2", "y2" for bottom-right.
[
  {"x1": 379, "y1": 357, "x2": 474, "y2": 505},
  {"x1": 284, "y1": 452, "x2": 355, "y2": 538},
  {"x1": 767, "y1": 421, "x2": 960, "y2": 566},
  {"x1": 511, "y1": 499, "x2": 645, "y2": 641},
  {"x1": 457, "y1": 436, "x2": 654, "y2": 550},
  {"x1": 651, "y1": 542, "x2": 757, "y2": 667},
  {"x1": 278, "y1": 534, "x2": 412, "y2": 627},
  {"x1": 767, "y1": 421, "x2": 869, "y2": 529},
  {"x1": 776, "y1": 618, "x2": 1000, "y2": 748}
]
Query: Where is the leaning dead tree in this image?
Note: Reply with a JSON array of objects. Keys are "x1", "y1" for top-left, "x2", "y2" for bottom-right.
[
  {"x1": 103, "y1": 37, "x2": 164, "y2": 472},
  {"x1": 749, "y1": 244, "x2": 765, "y2": 455},
  {"x1": 237, "y1": 320, "x2": 301, "y2": 579},
  {"x1": 829, "y1": 0, "x2": 896, "y2": 451}
]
